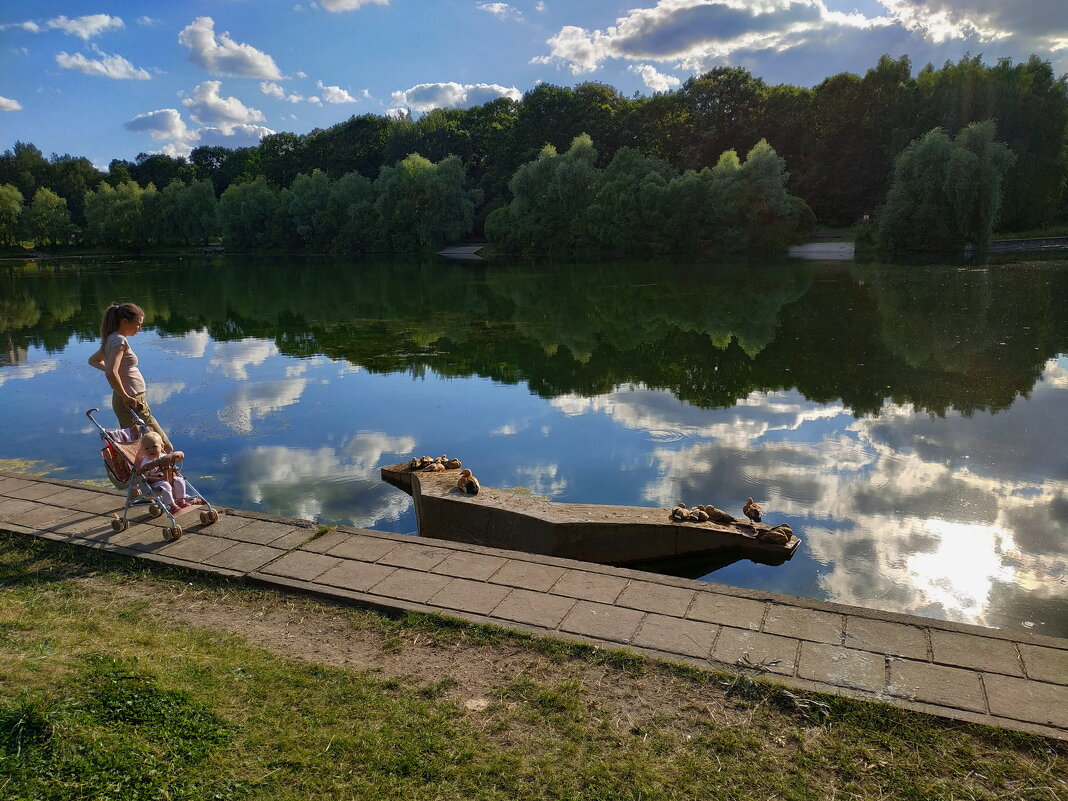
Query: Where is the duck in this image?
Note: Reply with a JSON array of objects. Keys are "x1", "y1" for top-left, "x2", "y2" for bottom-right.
[
  {"x1": 742, "y1": 497, "x2": 763, "y2": 524},
  {"x1": 422, "y1": 461, "x2": 445, "y2": 472},
  {"x1": 757, "y1": 523, "x2": 792, "y2": 545},
  {"x1": 443, "y1": 458, "x2": 462, "y2": 469},
  {"x1": 456, "y1": 468, "x2": 480, "y2": 494},
  {"x1": 670, "y1": 504, "x2": 689, "y2": 521},
  {"x1": 704, "y1": 505, "x2": 737, "y2": 524}
]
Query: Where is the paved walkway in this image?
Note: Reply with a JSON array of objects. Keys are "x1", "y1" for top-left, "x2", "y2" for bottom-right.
[{"x1": 1, "y1": 470, "x2": 1065, "y2": 741}]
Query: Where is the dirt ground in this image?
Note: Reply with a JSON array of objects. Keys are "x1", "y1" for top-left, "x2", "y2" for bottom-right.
[{"x1": 94, "y1": 574, "x2": 759, "y2": 734}]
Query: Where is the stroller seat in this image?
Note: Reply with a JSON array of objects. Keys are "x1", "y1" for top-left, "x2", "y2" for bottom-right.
[{"x1": 86, "y1": 408, "x2": 219, "y2": 541}]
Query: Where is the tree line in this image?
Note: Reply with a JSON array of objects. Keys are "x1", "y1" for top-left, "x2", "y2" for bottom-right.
[
  {"x1": 1, "y1": 53, "x2": 1064, "y2": 252},
  {"x1": 6, "y1": 255, "x2": 1066, "y2": 418}
]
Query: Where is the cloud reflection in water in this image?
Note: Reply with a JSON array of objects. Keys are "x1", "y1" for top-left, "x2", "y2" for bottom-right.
[
  {"x1": 559, "y1": 378, "x2": 1068, "y2": 633},
  {"x1": 232, "y1": 431, "x2": 417, "y2": 527}
]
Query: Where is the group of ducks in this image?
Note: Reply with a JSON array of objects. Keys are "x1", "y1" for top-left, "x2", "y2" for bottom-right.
[
  {"x1": 406, "y1": 455, "x2": 480, "y2": 495},
  {"x1": 670, "y1": 497, "x2": 793, "y2": 544}
]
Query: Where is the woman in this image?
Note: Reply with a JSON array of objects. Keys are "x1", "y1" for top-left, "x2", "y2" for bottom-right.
[{"x1": 88, "y1": 302, "x2": 173, "y2": 452}]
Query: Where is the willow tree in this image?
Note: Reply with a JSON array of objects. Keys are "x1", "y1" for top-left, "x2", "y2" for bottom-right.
[
  {"x1": 374, "y1": 153, "x2": 480, "y2": 252},
  {"x1": 23, "y1": 187, "x2": 72, "y2": 247},
  {"x1": 219, "y1": 177, "x2": 280, "y2": 250},
  {"x1": 0, "y1": 183, "x2": 23, "y2": 246},
  {"x1": 878, "y1": 121, "x2": 1014, "y2": 254},
  {"x1": 485, "y1": 133, "x2": 599, "y2": 255}
]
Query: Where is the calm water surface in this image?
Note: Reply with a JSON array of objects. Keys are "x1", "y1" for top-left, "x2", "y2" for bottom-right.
[{"x1": 2, "y1": 254, "x2": 1066, "y2": 637}]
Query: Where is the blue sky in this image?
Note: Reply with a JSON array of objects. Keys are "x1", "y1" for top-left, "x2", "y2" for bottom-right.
[{"x1": 2, "y1": 0, "x2": 1066, "y2": 169}]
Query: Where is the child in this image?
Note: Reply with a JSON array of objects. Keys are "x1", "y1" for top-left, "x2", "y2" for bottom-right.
[{"x1": 136, "y1": 432, "x2": 191, "y2": 515}]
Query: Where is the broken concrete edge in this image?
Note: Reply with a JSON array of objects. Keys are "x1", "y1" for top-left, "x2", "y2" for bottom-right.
[{"x1": 383, "y1": 462, "x2": 800, "y2": 563}]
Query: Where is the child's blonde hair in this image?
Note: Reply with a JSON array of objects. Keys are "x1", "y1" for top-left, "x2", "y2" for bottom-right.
[{"x1": 140, "y1": 431, "x2": 163, "y2": 451}]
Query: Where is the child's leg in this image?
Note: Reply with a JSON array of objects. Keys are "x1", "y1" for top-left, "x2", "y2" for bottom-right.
[
  {"x1": 171, "y1": 475, "x2": 187, "y2": 504},
  {"x1": 151, "y1": 480, "x2": 175, "y2": 508}
]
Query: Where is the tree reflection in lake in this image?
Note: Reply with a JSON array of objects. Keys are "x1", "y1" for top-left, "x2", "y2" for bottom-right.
[{"x1": 2, "y1": 255, "x2": 1066, "y2": 637}]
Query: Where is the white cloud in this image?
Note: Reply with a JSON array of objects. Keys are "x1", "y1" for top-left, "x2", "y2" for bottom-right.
[
  {"x1": 178, "y1": 16, "x2": 282, "y2": 79},
  {"x1": 137, "y1": 17, "x2": 161, "y2": 27},
  {"x1": 55, "y1": 51, "x2": 151, "y2": 80},
  {"x1": 316, "y1": 80, "x2": 357, "y2": 103},
  {"x1": 125, "y1": 108, "x2": 189, "y2": 141},
  {"x1": 877, "y1": 0, "x2": 1009, "y2": 44},
  {"x1": 210, "y1": 338, "x2": 278, "y2": 381},
  {"x1": 0, "y1": 360, "x2": 59, "y2": 387},
  {"x1": 158, "y1": 329, "x2": 211, "y2": 359},
  {"x1": 0, "y1": 97, "x2": 22, "y2": 112},
  {"x1": 231, "y1": 431, "x2": 415, "y2": 525},
  {"x1": 320, "y1": 0, "x2": 390, "y2": 11},
  {"x1": 628, "y1": 63, "x2": 681, "y2": 92},
  {"x1": 260, "y1": 81, "x2": 286, "y2": 99},
  {"x1": 477, "y1": 3, "x2": 524, "y2": 22},
  {"x1": 513, "y1": 462, "x2": 568, "y2": 498},
  {"x1": 535, "y1": 0, "x2": 893, "y2": 74},
  {"x1": 390, "y1": 81, "x2": 521, "y2": 111},
  {"x1": 182, "y1": 80, "x2": 266, "y2": 133},
  {"x1": 261, "y1": 80, "x2": 309, "y2": 103},
  {"x1": 46, "y1": 14, "x2": 124, "y2": 40},
  {"x1": 219, "y1": 379, "x2": 306, "y2": 435},
  {"x1": 0, "y1": 21, "x2": 41, "y2": 33}
]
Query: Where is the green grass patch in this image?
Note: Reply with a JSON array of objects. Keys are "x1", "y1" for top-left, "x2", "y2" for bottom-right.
[{"x1": 0, "y1": 531, "x2": 1065, "y2": 800}]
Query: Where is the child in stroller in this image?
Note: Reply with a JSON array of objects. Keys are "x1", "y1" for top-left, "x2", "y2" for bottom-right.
[
  {"x1": 86, "y1": 407, "x2": 217, "y2": 541},
  {"x1": 136, "y1": 432, "x2": 200, "y2": 516}
]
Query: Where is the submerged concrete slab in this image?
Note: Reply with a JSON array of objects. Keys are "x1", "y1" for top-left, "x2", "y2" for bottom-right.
[{"x1": 385, "y1": 463, "x2": 800, "y2": 568}]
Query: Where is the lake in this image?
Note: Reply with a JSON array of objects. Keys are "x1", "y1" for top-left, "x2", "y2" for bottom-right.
[{"x1": 2, "y1": 253, "x2": 1066, "y2": 638}]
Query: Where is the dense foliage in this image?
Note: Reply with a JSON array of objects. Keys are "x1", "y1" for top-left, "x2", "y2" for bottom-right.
[
  {"x1": 486, "y1": 135, "x2": 812, "y2": 256},
  {"x1": 878, "y1": 121, "x2": 1016, "y2": 254},
  {"x1": 1, "y1": 53, "x2": 1065, "y2": 253}
]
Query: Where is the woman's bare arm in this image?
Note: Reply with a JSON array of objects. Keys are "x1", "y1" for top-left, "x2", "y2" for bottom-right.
[{"x1": 102, "y1": 341, "x2": 135, "y2": 406}]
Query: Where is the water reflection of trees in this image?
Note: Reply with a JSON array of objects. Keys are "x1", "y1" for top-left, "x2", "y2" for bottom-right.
[{"x1": 4, "y1": 257, "x2": 1066, "y2": 417}]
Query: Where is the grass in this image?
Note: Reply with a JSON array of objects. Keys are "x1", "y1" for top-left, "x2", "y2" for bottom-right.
[{"x1": 0, "y1": 531, "x2": 1065, "y2": 800}]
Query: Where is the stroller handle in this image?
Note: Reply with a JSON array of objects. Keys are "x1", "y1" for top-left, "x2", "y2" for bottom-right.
[{"x1": 85, "y1": 406, "x2": 148, "y2": 433}]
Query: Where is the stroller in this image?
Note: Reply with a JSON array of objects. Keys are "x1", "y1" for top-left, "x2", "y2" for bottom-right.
[{"x1": 86, "y1": 408, "x2": 218, "y2": 541}]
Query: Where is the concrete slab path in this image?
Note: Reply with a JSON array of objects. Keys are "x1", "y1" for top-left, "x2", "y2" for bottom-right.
[{"x1": 1, "y1": 470, "x2": 1065, "y2": 741}]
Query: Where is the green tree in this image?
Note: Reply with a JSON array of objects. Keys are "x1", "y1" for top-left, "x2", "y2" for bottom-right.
[
  {"x1": 487, "y1": 134, "x2": 599, "y2": 255},
  {"x1": 584, "y1": 146, "x2": 677, "y2": 255},
  {"x1": 282, "y1": 169, "x2": 334, "y2": 251},
  {"x1": 23, "y1": 187, "x2": 72, "y2": 247},
  {"x1": 327, "y1": 171, "x2": 380, "y2": 254},
  {"x1": 259, "y1": 132, "x2": 305, "y2": 188},
  {"x1": 374, "y1": 154, "x2": 479, "y2": 252},
  {"x1": 878, "y1": 122, "x2": 1014, "y2": 254},
  {"x1": 219, "y1": 177, "x2": 280, "y2": 249},
  {"x1": 160, "y1": 179, "x2": 219, "y2": 244},
  {"x1": 0, "y1": 183, "x2": 24, "y2": 246}
]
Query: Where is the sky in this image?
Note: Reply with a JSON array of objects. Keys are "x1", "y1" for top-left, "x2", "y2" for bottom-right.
[{"x1": 1, "y1": 0, "x2": 1067, "y2": 170}]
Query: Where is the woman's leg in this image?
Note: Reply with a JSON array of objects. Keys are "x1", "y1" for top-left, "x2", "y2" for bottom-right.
[
  {"x1": 131, "y1": 392, "x2": 173, "y2": 453},
  {"x1": 111, "y1": 391, "x2": 135, "y2": 429}
]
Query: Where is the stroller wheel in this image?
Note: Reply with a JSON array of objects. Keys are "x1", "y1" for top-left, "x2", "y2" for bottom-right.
[
  {"x1": 148, "y1": 504, "x2": 163, "y2": 518},
  {"x1": 171, "y1": 525, "x2": 183, "y2": 540},
  {"x1": 111, "y1": 516, "x2": 128, "y2": 532},
  {"x1": 200, "y1": 509, "x2": 219, "y2": 525}
]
